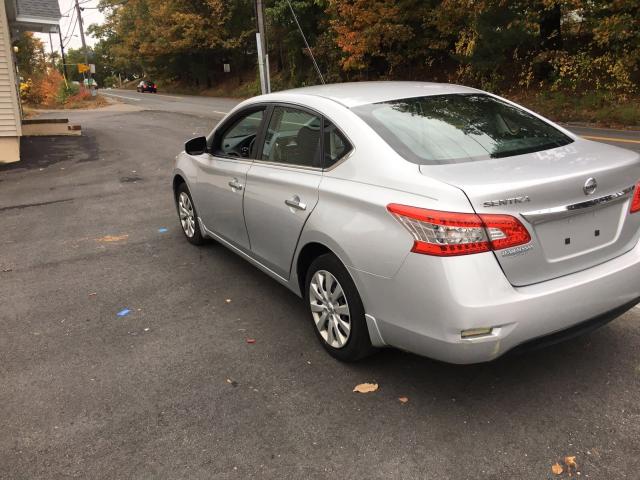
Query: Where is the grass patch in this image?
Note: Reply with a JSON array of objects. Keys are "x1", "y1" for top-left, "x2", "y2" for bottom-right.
[{"x1": 508, "y1": 91, "x2": 640, "y2": 128}]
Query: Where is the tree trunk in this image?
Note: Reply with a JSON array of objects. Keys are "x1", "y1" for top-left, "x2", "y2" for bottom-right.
[{"x1": 539, "y1": 2, "x2": 562, "y2": 51}]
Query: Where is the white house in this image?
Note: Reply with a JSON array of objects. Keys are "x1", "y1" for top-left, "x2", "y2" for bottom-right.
[{"x1": 1, "y1": 0, "x2": 60, "y2": 163}]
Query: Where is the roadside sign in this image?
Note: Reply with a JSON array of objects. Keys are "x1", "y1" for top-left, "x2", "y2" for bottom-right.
[
  {"x1": 90, "y1": 64, "x2": 96, "y2": 74},
  {"x1": 78, "y1": 63, "x2": 90, "y2": 73},
  {"x1": 224, "y1": 63, "x2": 231, "y2": 73}
]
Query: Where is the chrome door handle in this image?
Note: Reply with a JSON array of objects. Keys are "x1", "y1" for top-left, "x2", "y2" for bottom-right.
[
  {"x1": 228, "y1": 179, "x2": 243, "y2": 190},
  {"x1": 285, "y1": 197, "x2": 307, "y2": 211}
]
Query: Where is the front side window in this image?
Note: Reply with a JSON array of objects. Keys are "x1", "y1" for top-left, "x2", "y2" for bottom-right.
[
  {"x1": 261, "y1": 107, "x2": 322, "y2": 167},
  {"x1": 352, "y1": 94, "x2": 573, "y2": 164},
  {"x1": 214, "y1": 109, "x2": 264, "y2": 158}
]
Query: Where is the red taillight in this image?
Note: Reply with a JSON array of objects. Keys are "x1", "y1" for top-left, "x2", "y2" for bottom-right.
[
  {"x1": 387, "y1": 204, "x2": 531, "y2": 257},
  {"x1": 631, "y1": 182, "x2": 640, "y2": 213}
]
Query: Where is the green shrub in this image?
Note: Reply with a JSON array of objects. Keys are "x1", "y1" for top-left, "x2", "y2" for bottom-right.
[
  {"x1": 103, "y1": 75, "x2": 118, "y2": 88},
  {"x1": 56, "y1": 81, "x2": 79, "y2": 105}
]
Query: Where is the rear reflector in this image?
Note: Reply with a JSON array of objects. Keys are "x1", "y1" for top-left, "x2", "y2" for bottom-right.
[
  {"x1": 461, "y1": 327, "x2": 493, "y2": 339},
  {"x1": 387, "y1": 204, "x2": 531, "y2": 257},
  {"x1": 631, "y1": 182, "x2": 640, "y2": 213}
]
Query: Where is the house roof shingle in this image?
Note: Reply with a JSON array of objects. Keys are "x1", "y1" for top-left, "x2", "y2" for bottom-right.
[{"x1": 15, "y1": 0, "x2": 61, "y2": 20}]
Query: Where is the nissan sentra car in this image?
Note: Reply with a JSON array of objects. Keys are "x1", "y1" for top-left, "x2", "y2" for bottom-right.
[{"x1": 172, "y1": 81, "x2": 640, "y2": 363}]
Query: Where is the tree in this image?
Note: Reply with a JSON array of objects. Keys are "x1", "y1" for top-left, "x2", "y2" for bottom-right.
[
  {"x1": 13, "y1": 32, "x2": 47, "y2": 79},
  {"x1": 83, "y1": 0, "x2": 639, "y2": 97}
]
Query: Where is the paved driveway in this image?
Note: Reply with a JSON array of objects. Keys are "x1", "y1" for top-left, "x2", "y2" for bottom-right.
[{"x1": 1, "y1": 101, "x2": 639, "y2": 479}]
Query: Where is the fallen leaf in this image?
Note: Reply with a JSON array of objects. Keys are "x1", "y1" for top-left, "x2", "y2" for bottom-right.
[
  {"x1": 398, "y1": 396, "x2": 409, "y2": 404},
  {"x1": 96, "y1": 234, "x2": 129, "y2": 243},
  {"x1": 246, "y1": 338, "x2": 256, "y2": 344},
  {"x1": 552, "y1": 463, "x2": 564, "y2": 475},
  {"x1": 565, "y1": 456, "x2": 577, "y2": 475},
  {"x1": 353, "y1": 383, "x2": 378, "y2": 393}
]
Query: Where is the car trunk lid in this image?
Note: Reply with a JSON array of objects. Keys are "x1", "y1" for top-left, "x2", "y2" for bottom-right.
[{"x1": 420, "y1": 140, "x2": 640, "y2": 286}]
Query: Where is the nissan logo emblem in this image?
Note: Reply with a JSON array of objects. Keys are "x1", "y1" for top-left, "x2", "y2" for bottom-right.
[{"x1": 584, "y1": 177, "x2": 598, "y2": 195}]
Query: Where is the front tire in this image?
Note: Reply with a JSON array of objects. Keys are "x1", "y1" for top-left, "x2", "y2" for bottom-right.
[
  {"x1": 305, "y1": 254, "x2": 375, "y2": 362},
  {"x1": 175, "y1": 183, "x2": 206, "y2": 245}
]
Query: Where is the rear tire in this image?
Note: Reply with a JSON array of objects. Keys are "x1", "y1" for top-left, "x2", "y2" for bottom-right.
[
  {"x1": 305, "y1": 253, "x2": 375, "y2": 362},
  {"x1": 175, "y1": 183, "x2": 206, "y2": 245}
]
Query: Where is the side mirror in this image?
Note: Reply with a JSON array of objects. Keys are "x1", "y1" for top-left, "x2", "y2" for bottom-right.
[{"x1": 185, "y1": 136, "x2": 207, "y2": 155}]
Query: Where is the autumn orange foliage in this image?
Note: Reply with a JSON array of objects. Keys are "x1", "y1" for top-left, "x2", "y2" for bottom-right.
[{"x1": 22, "y1": 69, "x2": 66, "y2": 107}]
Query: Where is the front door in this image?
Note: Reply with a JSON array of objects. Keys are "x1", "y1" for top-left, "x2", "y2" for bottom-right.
[
  {"x1": 243, "y1": 106, "x2": 323, "y2": 278},
  {"x1": 191, "y1": 107, "x2": 266, "y2": 250}
]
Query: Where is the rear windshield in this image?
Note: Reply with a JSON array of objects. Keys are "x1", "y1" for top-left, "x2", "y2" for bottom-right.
[{"x1": 352, "y1": 94, "x2": 573, "y2": 164}]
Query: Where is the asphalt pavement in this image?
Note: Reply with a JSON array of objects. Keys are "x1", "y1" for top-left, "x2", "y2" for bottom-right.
[
  {"x1": 101, "y1": 89, "x2": 241, "y2": 120},
  {"x1": 1, "y1": 93, "x2": 640, "y2": 479}
]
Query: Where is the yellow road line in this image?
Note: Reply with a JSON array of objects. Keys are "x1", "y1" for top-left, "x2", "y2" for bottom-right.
[
  {"x1": 564, "y1": 124, "x2": 640, "y2": 133},
  {"x1": 582, "y1": 135, "x2": 640, "y2": 145}
]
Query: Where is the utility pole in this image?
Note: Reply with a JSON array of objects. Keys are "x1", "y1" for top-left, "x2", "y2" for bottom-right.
[
  {"x1": 58, "y1": 28, "x2": 68, "y2": 79},
  {"x1": 255, "y1": 0, "x2": 270, "y2": 94},
  {"x1": 75, "y1": 0, "x2": 91, "y2": 86}
]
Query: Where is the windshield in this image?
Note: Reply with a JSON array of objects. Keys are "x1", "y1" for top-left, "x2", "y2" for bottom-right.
[{"x1": 352, "y1": 94, "x2": 573, "y2": 164}]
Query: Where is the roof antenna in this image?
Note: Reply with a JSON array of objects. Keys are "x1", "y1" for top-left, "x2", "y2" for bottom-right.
[{"x1": 286, "y1": 0, "x2": 326, "y2": 85}]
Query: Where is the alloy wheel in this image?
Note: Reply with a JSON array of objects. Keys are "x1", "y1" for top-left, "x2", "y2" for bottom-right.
[
  {"x1": 178, "y1": 192, "x2": 196, "y2": 238},
  {"x1": 309, "y1": 270, "x2": 351, "y2": 348}
]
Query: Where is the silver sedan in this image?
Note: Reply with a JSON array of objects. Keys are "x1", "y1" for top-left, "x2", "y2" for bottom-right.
[{"x1": 173, "y1": 82, "x2": 640, "y2": 363}]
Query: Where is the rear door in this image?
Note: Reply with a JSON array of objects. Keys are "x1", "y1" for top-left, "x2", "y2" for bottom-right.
[
  {"x1": 243, "y1": 105, "x2": 324, "y2": 278},
  {"x1": 191, "y1": 106, "x2": 267, "y2": 250},
  {"x1": 422, "y1": 139, "x2": 640, "y2": 286}
]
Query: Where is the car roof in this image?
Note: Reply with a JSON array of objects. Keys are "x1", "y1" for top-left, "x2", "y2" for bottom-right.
[{"x1": 274, "y1": 81, "x2": 481, "y2": 108}]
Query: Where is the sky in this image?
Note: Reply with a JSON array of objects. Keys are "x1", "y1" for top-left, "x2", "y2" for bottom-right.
[{"x1": 36, "y1": 0, "x2": 106, "y2": 56}]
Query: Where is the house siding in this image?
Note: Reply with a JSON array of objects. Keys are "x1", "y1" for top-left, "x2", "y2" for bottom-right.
[{"x1": 0, "y1": 0, "x2": 21, "y2": 139}]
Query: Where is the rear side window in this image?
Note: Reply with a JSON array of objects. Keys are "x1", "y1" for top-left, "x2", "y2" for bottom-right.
[
  {"x1": 323, "y1": 120, "x2": 352, "y2": 168},
  {"x1": 352, "y1": 94, "x2": 573, "y2": 164},
  {"x1": 261, "y1": 107, "x2": 322, "y2": 167},
  {"x1": 213, "y1": 109, "x2": 265, "y2": 158}
]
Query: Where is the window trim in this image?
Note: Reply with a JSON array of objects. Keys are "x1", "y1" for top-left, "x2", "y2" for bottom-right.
[
  {"x1": 252, "y1": 101, "x2": 354, "y2": 171},
  {"x1": 321, "y1": 117, "x2": 353, "y2": 170},
  {"x1": 209, "y1": 104, "x2": 269, "y2": 161},
  {"x1": 254, "y1": 103, "x2": 324, "y2": 170}
]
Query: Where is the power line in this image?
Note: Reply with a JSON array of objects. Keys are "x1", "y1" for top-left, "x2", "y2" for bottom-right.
[
  {"x1": 63, "y1": 15, "x2": 78, "y2": 48},
  {"x1": 62, "y1": 7, "x2": 76, "y2": 42},
  {"x1": 61, "y1": 0, "x2": 92, "y2": 16},
  {"x1": 285, "y1": 0, "x2": 325, "y2": 85}
]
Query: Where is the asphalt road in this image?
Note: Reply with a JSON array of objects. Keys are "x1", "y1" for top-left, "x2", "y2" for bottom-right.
[
  {"x1": 1, "y1": 94, "x2": 640, "y2": 479},
  {"x1": 101, "y1": 89, "x2": 241, "y2": 120}
]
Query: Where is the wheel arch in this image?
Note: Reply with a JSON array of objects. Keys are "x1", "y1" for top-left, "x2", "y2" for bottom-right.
[
  {"x1": 293, "y1": 237, "x2": 357, "y2": 298},
  {"x1": 172, "y1": 173, "x2": 187, "y2": 199},
  {"x1": 296, "y1": 242, "x2": 332, "y2": 296}
]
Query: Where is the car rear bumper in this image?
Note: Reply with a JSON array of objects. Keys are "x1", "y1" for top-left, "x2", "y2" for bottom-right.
[{"x1": 351, "y1": 241, "x2": 640, "y2": 364}]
